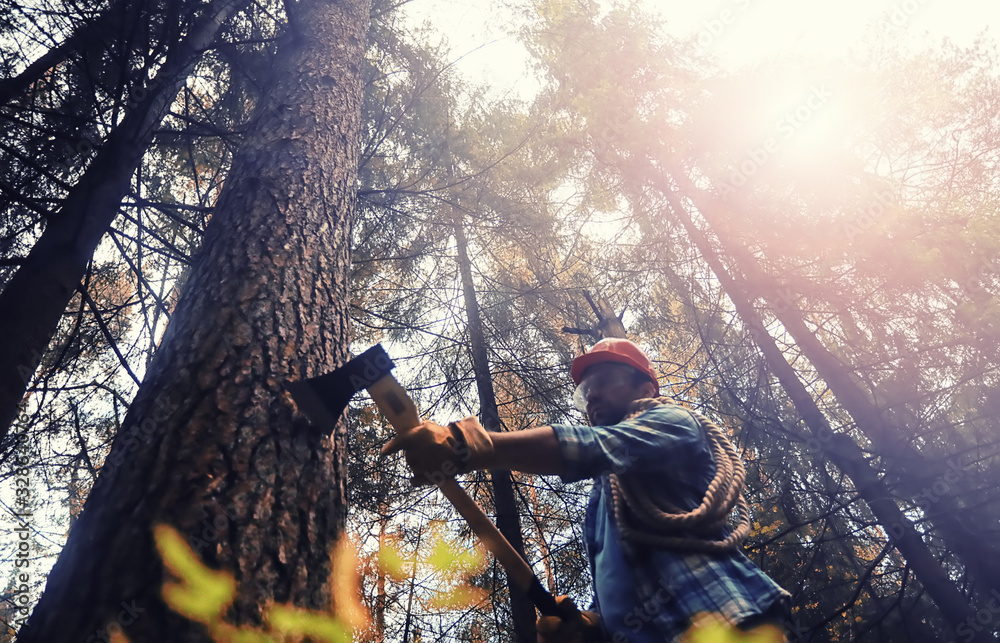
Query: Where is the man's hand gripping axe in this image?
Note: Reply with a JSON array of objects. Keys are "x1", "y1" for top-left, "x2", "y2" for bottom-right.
[{"x1": 286, "y1": 344, "x2": 561, "y2": 617}]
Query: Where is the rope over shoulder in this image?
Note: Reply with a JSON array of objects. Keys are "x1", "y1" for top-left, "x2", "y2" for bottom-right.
[{"x1": 609, "y1": 397, "x2": 751, "y2": 553}]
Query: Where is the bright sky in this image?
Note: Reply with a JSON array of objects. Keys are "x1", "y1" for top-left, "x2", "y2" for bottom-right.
[{"x1": 403, "y1": 0, "x2": 1000, "y2": 95}]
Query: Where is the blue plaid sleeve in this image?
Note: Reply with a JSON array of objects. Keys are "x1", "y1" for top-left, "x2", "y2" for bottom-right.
[{"x1": 550, "y1": 405, "x2": 709, "y2": 483}]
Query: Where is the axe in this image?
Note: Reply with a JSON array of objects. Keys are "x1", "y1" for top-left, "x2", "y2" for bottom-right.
[{"x1": 286, "y1": 344, "x2": 561, "y2": 617}]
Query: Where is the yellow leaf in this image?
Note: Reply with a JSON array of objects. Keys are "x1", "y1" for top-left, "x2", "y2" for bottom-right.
[
  {"x1": 154, "y1": 524, "x2": 236, "y2": 623},
  {"x1": 376, "y1": 537, "x2": 411, "y2": 582},
  {"x1": 428, "y1": 585, "x2": 488, "y2": 611},
  {"x1": 425, "y1": 531, "x2": 485, "y2": 579},
  {"x1": 154, "y1": 524, "x2": 373, "y2": 643},
  {"x1": 330, "y1": 536, "x2": 371, "y2": 631},
  {"x1": 267, "y1": 604, "x2": 351, "y2": 643},
  {"x1": 682, "y1": 616, "x2": 785, "y2": 643},
  {"x1": 210, "y1": 622, "x2": 275, "y2": 643},
  {"x1": 426, "y1": 533, "x2": 456, "y2": 575}
]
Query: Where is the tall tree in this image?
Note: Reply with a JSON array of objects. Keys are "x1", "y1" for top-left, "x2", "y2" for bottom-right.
[
  {"x1": 17, "y1": 0, "x2": 370, "y2": 638},
  {"x1": 452, "y1": 208, "x2": 537, "y2": 642},
  {"x1": 519, "y1": 1, "x2": 1000, "y2": 637},
  {"x1": 655, "y1": 180, "x2": 987, "y2": 637},
  {"x1": 0, "y1": 0, "x2": 248, "y2": 446},
  {"x1": 0, "y1": 0, "x2": 135, "y2": 108}
]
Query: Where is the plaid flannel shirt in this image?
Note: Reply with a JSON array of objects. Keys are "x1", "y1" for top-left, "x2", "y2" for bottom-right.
[{"x1": 551, "y1": 402, "x2": 791, "y2": 642}]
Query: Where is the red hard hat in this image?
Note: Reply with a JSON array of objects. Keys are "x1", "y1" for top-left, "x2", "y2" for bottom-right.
[{"x1": 570, "y1": 338, "x2": 659, "y2": 390}]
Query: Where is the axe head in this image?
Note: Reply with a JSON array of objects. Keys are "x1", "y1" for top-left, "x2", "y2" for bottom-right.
[{"x1": 286, "y1": 344, "x2": 396, "y2": 434}]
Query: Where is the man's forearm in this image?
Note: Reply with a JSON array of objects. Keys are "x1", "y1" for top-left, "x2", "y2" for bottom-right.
[{"x1": 486, "y1": 426, "x2": 566, "y2": 477}]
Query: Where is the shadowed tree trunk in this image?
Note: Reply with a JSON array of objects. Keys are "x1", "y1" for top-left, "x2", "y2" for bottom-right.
[
  {"x1": 652, "y1": 173, "x2": 992, "y2": 641},
  {"x1": 453, "y1": 213, "x2": 537, "y2": 643},
  {"x1": 0, "y1": 0, "x2": 137, "y2": 108},
  {"x1": 661, "y1": 165, "x2": 1000, "y2": 603},
  {"x1": 0, "y1": 0, "x2": 249, "y2": 448},
  {"x1": 17, "y1": 0, "x2": 370, "y2": 639}
]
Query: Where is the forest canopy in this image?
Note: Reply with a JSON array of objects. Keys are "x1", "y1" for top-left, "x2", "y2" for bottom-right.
[{"x1": 1, "y1": 0, "x2": 999, "y2": 641}]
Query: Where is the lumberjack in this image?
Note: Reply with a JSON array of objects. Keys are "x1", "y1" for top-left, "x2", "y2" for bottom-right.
[{"x1": 382, "y1": 338, "x2": 792, "y2": 642}]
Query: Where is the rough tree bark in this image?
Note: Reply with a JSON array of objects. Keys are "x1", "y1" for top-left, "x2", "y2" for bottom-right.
[
  {"x1": 18, "y1": 0, "x2": 370, "y2": 639},
  {"x1": 0, "y1": 0, "x2": 248, "y2": 448}
]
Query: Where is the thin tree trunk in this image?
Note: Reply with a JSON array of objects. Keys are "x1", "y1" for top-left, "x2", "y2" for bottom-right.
[
  {"x1": 526, "y1": 483, "x2": 556, "y2": 593},
  {"x1": 584, "y1": 291, "x2": 627, "y2": 340},
  {"x1": 0, "y1": 0, "x2": 137, "y2": 107},
  {"x1": 453, "y1": 214, "x2": 538, "y2": 643},
  {"x1": 402, "y1": 525, "x2": 422, "y2": 643},
  {"x1": 655, "y1": 181, "x2": 991, "y2": 640},
  {"x1": 664, "y1": 167, "x2": 1000, "y2": 602},
  {"x1": 659, "y1": 252, "x2": 916, "y2": 634},
  {"x1": 374, "y1": 516, "x2": 387, "y2": 641},
  {"x1": 0, "y1": 0, "x2": 247, "y2": 445},
  {"x1": 17, "y1": 0, "x2": 370, "y2": 639}
]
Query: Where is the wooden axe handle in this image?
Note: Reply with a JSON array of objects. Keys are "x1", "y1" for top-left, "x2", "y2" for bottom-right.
[{"x1": 367, "y1": 376, "x2": 561, "y2": 617}]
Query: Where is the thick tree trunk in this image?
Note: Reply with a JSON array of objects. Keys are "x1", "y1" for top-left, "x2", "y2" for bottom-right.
[
  {"x1": 655, "y1": 181, "x2": 991, "y2": 641},
  {"x1": 17, "y1": 0, "x2": 370, "y2": 640},
  {"x1": 453, "y1": 215, "x2": 537, "y2": 643},
  {"x1": 0, "y1": 0, "x2": 247, "y2": 447}
]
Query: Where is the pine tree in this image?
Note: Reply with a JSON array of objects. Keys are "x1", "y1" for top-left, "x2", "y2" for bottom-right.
[{"x1": 17, "y1": 0, "x2": 370, "y2": 638}]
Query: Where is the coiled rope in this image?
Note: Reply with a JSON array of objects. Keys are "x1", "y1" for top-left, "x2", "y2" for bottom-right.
[{"x1": 609, "y1": 397, "x2": 751, "y2": 553}]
